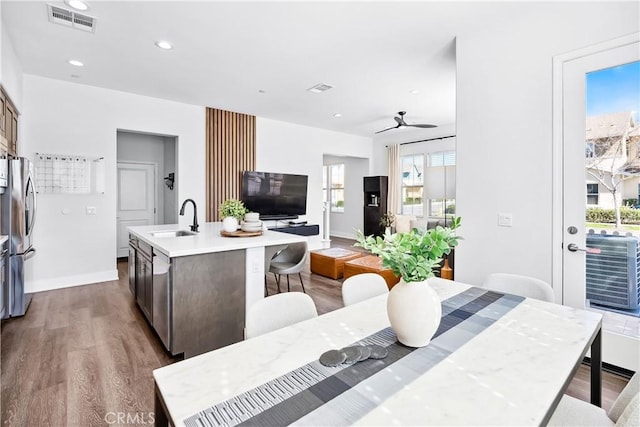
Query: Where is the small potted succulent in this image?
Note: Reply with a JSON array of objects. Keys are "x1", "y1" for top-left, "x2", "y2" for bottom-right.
[
  {"x1": 355, "y1": 217, "x2": 461, "y2": 347},
  {"x1": 219, "y1": 199, "x2": 248, "y2": 232}
]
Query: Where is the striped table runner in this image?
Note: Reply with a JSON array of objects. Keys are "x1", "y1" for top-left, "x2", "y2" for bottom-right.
[{"x1": 184, "y1": 287, "x2": 524, "y2": 427}]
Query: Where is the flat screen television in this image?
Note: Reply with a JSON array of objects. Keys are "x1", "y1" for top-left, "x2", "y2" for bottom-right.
[{"x1": 241, "y1": 171, "x2": 308, "y2": 219}]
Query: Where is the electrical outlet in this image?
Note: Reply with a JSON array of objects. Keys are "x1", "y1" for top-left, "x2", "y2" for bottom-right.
[
  {"x1": 86, "y1": 206, "x2": 97, "y2": 215},
  {"x1": 498, "y1": 212, "x2": 513, "y2": 227}
]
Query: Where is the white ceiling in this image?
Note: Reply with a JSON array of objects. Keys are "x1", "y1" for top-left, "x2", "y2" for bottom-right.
[{"x1": 2, "y1": 1, "x2": 519, "y2": 137}]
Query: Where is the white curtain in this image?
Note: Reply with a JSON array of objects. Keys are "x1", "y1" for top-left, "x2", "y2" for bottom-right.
[{"x1": 388, "y1": 144, "x2": 400, "y2": 214}]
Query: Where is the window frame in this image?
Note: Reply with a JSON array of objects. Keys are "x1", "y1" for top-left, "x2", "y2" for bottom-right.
[
  {"x1": 400, "y1": 154, "x2": 424, "y2": 217},
  {"x1": 586, "y1": 183, "x2": 599, "y2": 205},
  {"x1": 323, "y1": 163, "x2": 345, "y2": 213}
]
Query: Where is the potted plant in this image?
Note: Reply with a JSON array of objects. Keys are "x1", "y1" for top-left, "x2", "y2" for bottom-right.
[
  {"x1": 355, "y1": 217, "x2": 461, "y2": 347},
  {"x1": 219, "y1": 199, "x2": 248, "y2": 232},
  {"x1": 379, "y1": 212, "x2": 395, "y2": 234}
]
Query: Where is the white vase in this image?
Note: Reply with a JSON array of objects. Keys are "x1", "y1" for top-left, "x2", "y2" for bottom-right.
[
  {"x1": 222, "y1": 216, "x2": 239, "y2": 232},
  {"x1": 387, "y1": 279, "x2": 442, "y2": 347}
]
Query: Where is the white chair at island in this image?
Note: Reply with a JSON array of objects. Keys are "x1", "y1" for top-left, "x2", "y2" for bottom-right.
[
  {"x1": 245, "y1": 292, "x2": 318, "y2": 339},
  {"x1": 269, "y1": 242, "x2": 308, "y2": 293},
  {"x1": 342, "y1": 273, "x2": 389, "y2": 306}
]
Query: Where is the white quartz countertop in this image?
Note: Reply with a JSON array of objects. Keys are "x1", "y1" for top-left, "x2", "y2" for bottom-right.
[{"x1": 128, "y1": 222, "x2": 306, "y2": 257}]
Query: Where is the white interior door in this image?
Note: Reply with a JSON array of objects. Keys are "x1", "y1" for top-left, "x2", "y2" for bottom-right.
[
  {"x1": 560, "y1": 35, "x2": 639, "y2": 370},
  {"x1": 117, "y1": 162, "x2": 156, "y2": 257}
]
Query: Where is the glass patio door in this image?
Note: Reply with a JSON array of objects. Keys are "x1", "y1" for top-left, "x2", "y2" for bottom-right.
[{"x1": 561, "y1": 36, "x2": 640, "y2": 370}]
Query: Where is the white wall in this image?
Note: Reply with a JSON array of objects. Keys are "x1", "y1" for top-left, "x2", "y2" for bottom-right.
[
  {"x1": 256, "y1": 117, "x2": 372, "y2": 248},
  {"x1": 323, "y1": 155, "x2": 368, "y2": 239},
  {"x1": 455, "y1": 2, "x2": 639, "y2": 286},
  {"x1": 22, "y1": 75, "x2": 205, "y2": 292}
]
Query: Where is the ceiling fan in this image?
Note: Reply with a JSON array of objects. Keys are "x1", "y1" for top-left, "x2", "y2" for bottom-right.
[{"x1": 375, "y1": 111, "x2": 437, "y2": 134}]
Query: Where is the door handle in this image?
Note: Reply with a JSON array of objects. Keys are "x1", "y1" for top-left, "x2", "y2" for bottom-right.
[{"x1": 567, "y1": 243, "x2": 601, "y2": 254}]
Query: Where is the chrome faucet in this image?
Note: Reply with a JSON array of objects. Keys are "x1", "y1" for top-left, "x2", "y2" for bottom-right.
[{"x1": 179, "y1": 199, "x2": 199, "y2": 232}]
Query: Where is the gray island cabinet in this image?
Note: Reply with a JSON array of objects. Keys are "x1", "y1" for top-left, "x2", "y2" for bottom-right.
[{"x1": 128, "y1": 222, "x2": 306, "y2": 358}]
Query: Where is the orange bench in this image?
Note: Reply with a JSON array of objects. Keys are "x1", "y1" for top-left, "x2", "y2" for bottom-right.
[
  {"x1": 344, "y1": 255, "x2": 400, "y2": 289},
  {"x1": 310, "y1": 248, "x2": 363, "y2": 279}
]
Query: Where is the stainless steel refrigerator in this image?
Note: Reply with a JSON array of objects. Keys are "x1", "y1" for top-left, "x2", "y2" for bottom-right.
[{"x1": 1, "y1": 157, "x2": 36, "y2": 318}]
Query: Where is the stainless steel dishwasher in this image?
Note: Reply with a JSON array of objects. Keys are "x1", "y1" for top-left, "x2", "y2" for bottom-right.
[{"x1": 153, "y1": 251, "x2": 171, "y2": 351}]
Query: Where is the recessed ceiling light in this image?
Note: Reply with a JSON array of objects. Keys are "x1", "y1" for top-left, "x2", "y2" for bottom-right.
[
  {"x1": 333, "y1": 113, "x2": 342, "y2": 118},
  {"x1": 155, "y1": 40, "x2": 173, "y2": 50},
  {"x1": 68, "y1": 59, "x2": 84, "y2": 67},
  {"x1": 410, "y1": 89, "x2": 420, "y2": 95},
  {"x1": 65, "y1": 0, "x2": 89, "y2": 11}
]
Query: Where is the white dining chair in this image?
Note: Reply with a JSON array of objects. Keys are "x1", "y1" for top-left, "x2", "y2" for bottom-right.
[
  {"x1": 245, "y1": 292, "x2": 318, "y2": 339},
  {"x1": 481, "y1": 273, "x2": 555, "y2": 302},
  {"x1": 342, "y1": 273, "x2": 389, "y2": 306},
  {"x1": 548, "y1": 372, "x2": 639, "y2": 426}
]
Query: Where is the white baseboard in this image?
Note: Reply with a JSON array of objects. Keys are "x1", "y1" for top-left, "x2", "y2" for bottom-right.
[
  {"x1": 329, "y1": 231, "x2": 358, "y2": 240},
  {"x1": 26, "y1": 270, "x2": 119, "y2": 293}
]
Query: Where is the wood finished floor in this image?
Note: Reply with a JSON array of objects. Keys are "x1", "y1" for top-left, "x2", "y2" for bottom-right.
[{"x1": 0, "y1": 236, "x2": 629, "y2": 426}]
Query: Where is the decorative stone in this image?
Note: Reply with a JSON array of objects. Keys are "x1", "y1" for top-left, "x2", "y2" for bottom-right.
[{"x1": 319, "y1": 349, "x2": 346, "y2": 367}]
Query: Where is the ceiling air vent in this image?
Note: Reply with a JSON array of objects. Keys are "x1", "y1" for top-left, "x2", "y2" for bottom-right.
[
  {"x1": 47, "y1": 4, "x2": 96, "y2": 33},
  {"x1": 307, "y1": 83, "x2": 334, "y2": 94}
]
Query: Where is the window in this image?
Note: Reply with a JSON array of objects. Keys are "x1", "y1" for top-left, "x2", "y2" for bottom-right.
[
  {"x1": 587, "y1": 183, "x2": 599, "y2": 205},
  {"x1": 426, "y1": 151, "x2": 456, "y2": 217},
  {"x1": 323, "y1": 163, "x2": 345, "y2": 212},
  {"x1": 428, "y1": 151, "x2": 456, "y2": 167},
  {"x1": 401, "y1": 154, "x2": 424, "y2": 216}
]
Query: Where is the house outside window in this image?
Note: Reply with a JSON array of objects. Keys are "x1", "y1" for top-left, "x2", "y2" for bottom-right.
[
  {"x1": 324, "y1": 163, "x2": 345, "y2": 212},
  {"x1": 401, "y1": 154, "x2": 424, "y2": 216},
  {"x1": 587, "y1": 183, "x2": 599, "y2": 205},
  {"x1": 426, "y1": 151, "x2": 456, "y2": 217}
]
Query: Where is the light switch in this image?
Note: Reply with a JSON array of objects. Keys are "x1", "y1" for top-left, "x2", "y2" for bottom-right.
[
  {"x1": 86, "y1": 206, "x2": 97, "y2": 215},
  {"x1": 498, "y1": 212, "x2": 513, "y2": 227}
]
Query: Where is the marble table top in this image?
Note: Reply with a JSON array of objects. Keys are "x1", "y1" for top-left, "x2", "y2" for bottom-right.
[{"x1": 153, "y1": 280, "x2": 602, "y2": 426}]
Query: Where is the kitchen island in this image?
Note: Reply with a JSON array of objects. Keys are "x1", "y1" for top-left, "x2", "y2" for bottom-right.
[{"x1": 128, "y1": 222, "x2": 306, "y2": 358}]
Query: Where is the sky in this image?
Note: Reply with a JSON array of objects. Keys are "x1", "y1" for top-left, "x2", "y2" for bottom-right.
[{"x1": 586, "y1": 61, "x2": 640, "y2": 122}]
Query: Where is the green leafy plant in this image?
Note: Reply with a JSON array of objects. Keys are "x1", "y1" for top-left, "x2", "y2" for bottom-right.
[
  {"x1": 218, "y1": 199, "x2": 247, "y2": 220},
  {"x1": 379, "y1": 212, "x2": 395, "y2": 228},
  {"x1": 355, "y1": 217, "x2": 461, "y2": 283}
]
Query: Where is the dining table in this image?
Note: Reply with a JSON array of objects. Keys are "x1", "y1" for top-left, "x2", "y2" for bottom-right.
[{"x1": 153, "y1": 279, "x2": 602, "y2": 426}]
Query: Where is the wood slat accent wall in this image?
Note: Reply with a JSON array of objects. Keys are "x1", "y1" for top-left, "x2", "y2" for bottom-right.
[{"x1": 206, "y1": 108, "x2": 256, "y2": 221}]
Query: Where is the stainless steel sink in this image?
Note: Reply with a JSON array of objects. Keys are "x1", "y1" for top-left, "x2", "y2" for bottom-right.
[{"x1": 150, "y1": 230, "x2": 197, "y2": 238}]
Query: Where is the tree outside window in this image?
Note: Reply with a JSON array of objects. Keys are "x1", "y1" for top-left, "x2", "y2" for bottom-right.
[{"x1": 401, "y1": 154, "x2": 424, "y2": 216}]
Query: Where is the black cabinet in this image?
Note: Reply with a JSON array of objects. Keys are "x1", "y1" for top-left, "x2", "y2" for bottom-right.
[
  {"x1": 270, "y1": 224, "x2": 319, "y2": 236},
  {"x1": 363, "y1": 176, "x2": 388, "y2": 237}
]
